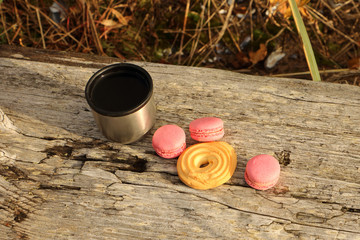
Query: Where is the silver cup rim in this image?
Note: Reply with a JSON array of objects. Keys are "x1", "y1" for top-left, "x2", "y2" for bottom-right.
[{"x1": 85, "y1": 63, "x2": 153, "y2": 117}]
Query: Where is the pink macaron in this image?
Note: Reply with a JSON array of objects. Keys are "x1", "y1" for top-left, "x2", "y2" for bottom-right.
[
  {"x1": 189, "y1": 117, "x2": 224, "y2": 142},
  {"x1": 152, "y1": 125, "x2": 186, "y2": 159},
  {"x1": 244, "y1": 154, "x2": 280, "y2": 190}
]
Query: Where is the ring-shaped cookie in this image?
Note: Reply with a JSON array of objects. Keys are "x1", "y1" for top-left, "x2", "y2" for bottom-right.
[{"x1": 177, "y1": 142, "x2": 237, "y2": 190}]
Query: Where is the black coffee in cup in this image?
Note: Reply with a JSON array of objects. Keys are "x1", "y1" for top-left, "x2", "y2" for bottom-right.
[{"x1": 91, "y1": 72, "x2": 150, "y2": 113}]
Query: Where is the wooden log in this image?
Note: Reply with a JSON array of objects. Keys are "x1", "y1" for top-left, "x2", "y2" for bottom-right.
[{"x1": 0, "y1": 46, "x2": 359, "y2": 239}]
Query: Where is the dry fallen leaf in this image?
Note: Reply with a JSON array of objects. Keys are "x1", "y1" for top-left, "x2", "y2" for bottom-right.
[
  {"x1": 100, "y1": 19, "x2": 118, "y2": 27},
  {"x1": 269, "y1": 0, "x2": 310, "y2": 18},
  {"x1": 348, "y1": 57, "x2": 360, "y2": 69},
  {"x1": 249, "y1": 44, "x2": 268, "y2": 65},
  {"x1": 111, "y1": 9, "x2": 130, "y2": 26},
  {"x1": 100, "y1": 18, "x2": 129, "y2": 30}
]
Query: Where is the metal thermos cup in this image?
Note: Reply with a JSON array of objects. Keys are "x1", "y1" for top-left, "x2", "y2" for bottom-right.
[{"x1": 85, "y1": 63, "x2": 156, "y2": 144}]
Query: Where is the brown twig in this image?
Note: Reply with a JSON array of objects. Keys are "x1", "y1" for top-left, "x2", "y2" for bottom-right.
[
  {"x1": 0, "y1": 24, "x2": 16, "y2": 41},
  {"x1": 196, "y1": 0, "x2": 235, "y2": 66},
  {"x1": 211, "y1": 0, "x2": 241, "y2": 53},
  {"x1": 249, "y1": 0, "x2": 254, "y2": 49},
  {"x1": 198, "y1": 0, "x2": 228, "y2": 54},
  {"x1": 207, "y1": 0, "x2": 213, "y2": 52},
  {"x1": 265, "y1": 27, "x2": 285, "y2": 46},
  {"x1": 0, "y1": 6, "x2": 10, "y2": 44},
  {"x1": 53, "y1": 24, "x2": 84, "y2": 44},
  {"x1": 188, "y1": 0, "x2": 207, "y2": 65},
  {"x1": 35, "y1": 8, "x2": 46, "y2": 49},
  {"x1": 87, "y1": 4, "x2": 105, "y2": 55},
  {"x1": 201, "y1": 0, "x2": 228, "y2": 28},
  {"x1": 321, "y1": 0, "x2": 345, "y2": 26},
  {"x1": 306, "y1": 5, "x2": 360, "y2": 47},
  {"x1": 11, "y1": 3, "x2": 23, "y2": 45},
  {"x1": 10, "y1": 25, "x2": 21, "y2": 44},
  {"x1": 135, "y1": 13, "x2": 149, "y2": 41},
  {"x1": 162, "y1": 26, "x2": 227, "y2": 33},
  {"x1": 27, "y1": 4, "x2": 87, "y2": 50},
  {"x1": 98, "y1": 0, "x2": 113, "y2": 24},
  {"x1": 333, "y1": 42, "x2": 352, "y2": 61},
  {"x1": 178, "y1": 0, "x2": 190, "y2": 64},
  {"x1": 173, "y1": 31, "x2": 204, "y2": 63}
]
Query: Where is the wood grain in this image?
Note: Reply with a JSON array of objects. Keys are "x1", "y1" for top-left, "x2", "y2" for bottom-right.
[{"x1": 0, "y1": 46, "x2": 359, "y2": 239}]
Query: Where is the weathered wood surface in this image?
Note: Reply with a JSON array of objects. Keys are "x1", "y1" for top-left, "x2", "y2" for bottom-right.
[{"x1": 0, "y1": 46, "x2": 359, "y2": 239}]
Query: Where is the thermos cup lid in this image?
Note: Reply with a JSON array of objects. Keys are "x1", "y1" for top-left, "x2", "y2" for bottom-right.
[{"x1": 85, "y1": 63, "x2": 153, "y2": 117}]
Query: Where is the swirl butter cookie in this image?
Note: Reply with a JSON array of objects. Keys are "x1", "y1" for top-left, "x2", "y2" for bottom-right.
[{"x1": 177, "y1": 142, "x2": 237, "y2": 190}]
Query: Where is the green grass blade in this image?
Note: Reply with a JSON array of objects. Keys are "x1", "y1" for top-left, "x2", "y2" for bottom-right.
[{"x1": 288, "y1": 0, "x2": 321, "y2": 82}]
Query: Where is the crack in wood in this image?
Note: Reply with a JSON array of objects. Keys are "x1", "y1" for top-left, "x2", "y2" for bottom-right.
[
  {"x1": 144, "y1": 150, "x2": 157, "y2": 155},
  {"x1": 38, "y1": 184, "x2": 81, "y2": 191},
  {"x1": 13, "y1": 209, "x2": 28, "y2": 223},
  {"x1": 3, "y1": 121, "x2": 73, "y2": 142},
  {"x1": 42, "y1": 139, "x2": 116, "y2": 160},
  {"x1": 265, "y1": 91, "x2": 359, "y2": 107},
  {"x1": 74, "y1": 155, "x2": 148, "y2": 173},
  {"x1": 0, "y1": 164, "x2": 28, "y2": 181},
  {"x1": 274, "y1": 150, "x2": 291, "y2": 166},
  {"x1": 290, "y1": 193, "x2": 321, "y2": 200},
  {"x1": 341, "y1": 207, "x2": 360, "y2": 214},
  {"x1": 296, "y1": 212, "x2": 327, "y2": 223},
  {"x1": 44, "y1": 145, "x2": 73, "y2": 158},
  {"x1": 41, "y1": 136, "x2": 57, "y2": 141},
  {"x1": 110, "y1": 157, "x2": 147, "y2": 173}
]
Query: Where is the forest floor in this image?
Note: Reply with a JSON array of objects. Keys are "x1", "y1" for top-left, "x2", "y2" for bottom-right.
[{"x1": 1, "y1": 0, "x2": 359, "y2": 85}]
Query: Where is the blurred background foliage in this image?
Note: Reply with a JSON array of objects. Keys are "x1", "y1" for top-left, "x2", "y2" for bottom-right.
[{"x1": 0, "y1": 0, "x2": 359, "y2": 85}]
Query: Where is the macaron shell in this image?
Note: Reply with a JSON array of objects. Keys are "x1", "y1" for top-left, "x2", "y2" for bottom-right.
[
  {"x1": 189, "y1": 117, "x2": 224, "y2": 142},
  {"x1": 152, "y1": 125, "x2": 186, "y2": 159},
  {"x1": 245, "y1": 170, "x2": 279, "y2": 190},
  {"x1": 244, "y1": 154, "x2": 280, "y2": 190}
]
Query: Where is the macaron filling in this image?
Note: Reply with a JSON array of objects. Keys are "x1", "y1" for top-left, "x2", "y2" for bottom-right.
[
  {"x1": 244, "y1": 171, "x2": 279, "y2": 190},
  {"x1": 154, "y1": 142, "x2": 186, "y2": 159},
  {"x1": 190, "y1": 127, "x2": 224, "y2": 138}
]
